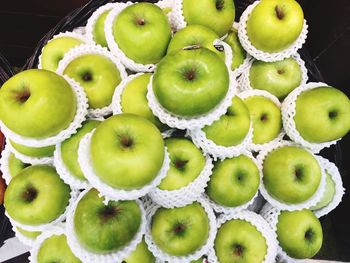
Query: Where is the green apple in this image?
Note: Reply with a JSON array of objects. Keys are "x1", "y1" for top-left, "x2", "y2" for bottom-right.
[
  {"x1": 263, "y1": 146, "x2": 322, "y2": 203},
  {"x1": 182, "y1": 0, "x2": 235, "y2": 37},
  {"x1": 8, "y1": 153, "x2": 30, "y2": 178},
  {"x1": 158, "y1": 138, "x2": 205, "y2": 190},
  {"x1": 93, "y1": 10, "x2": 110, "y2": 47},
  {"x1": 151, "y1": 202, "x2": 209, "y2": 256},
  {"x1": 74, "y1": 188, "x2": 141, "y2": 253},
  {"x1": 311, "y1": 173, "x2": 335, "y2": 210},
  {"x1": 113, "y1": 3, "x2": 171, "y2": 64},
  {"x1": 191, "y1": 257, "x2": 206, "y2": 263},
  {"x1": 203, "y1": 96, "x2": 250, "y2": 146},
  {"x1": 61, "y1": 120, "x2": 100, "y2": 181},
  {"x1": 167, "y1": 25, "x2": 224, "y2": 60},
  {"x1": 206, "y1": 155, "x2": 260, "y2": 207},
  {"x1": 37, "y1": 233, "x2": 81, "y2": 263},
  {"x1": 63, "y1": 54, "x2": 122, "y2": 109},
  {"x1": 123, "y1": 238, "x2": 155, "y2": 263},
  {"x1": 16, "y1": 227, "x2": 41, "y2": 239},
  {"x1": 10, "y1": 140, "x2": 55, "y2": 158},
  {"x1": 246, "y1": 0, "x2": 304, "y2": 52},
  {"x1": 0, "y1": 69, "x2": 77, "y2": 138},
  {"x1": 41, "y1": 36, "x2": 84, "y2": 71},
  {"x1": 215, "y1": 219, "x2": 267, "y2": 263},
  {"x1": 243, "y1": 95, "x2": 282, "y2": 144},
  {"x1": 294, "y1": 86, "x2": 350, "y2": 143},
  {"x1": 277, "y1": 209, "x2": 323, "y2": 259},
  {"x1": 120, "y1": 73, "x2": 164, "y2": 130},
  {"x1": 224, "y1": 28, "x2": 247, "y2": 70},
  {"x1": 153, "y1": 47, "x2": 229, "y2": 116},
  {"x1": 249, "y1": 58, "x2": 302, "y2": 99},
  {"x1": 90, "y1": 114, "x2": 164, "y2": 189},
  {"x1": 4, "y1": 165, "x2": 71, "y2": 225}
]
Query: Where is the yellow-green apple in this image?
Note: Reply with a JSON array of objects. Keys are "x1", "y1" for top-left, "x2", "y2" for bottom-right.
[
  {"x1": 113, "y1": 3, "x2": 171, "y2": 64},
  {"x1": 17, "y1": 227, "x2": 41, "y2": 239},
  {"x1": 153, "y1": 47, "x2": 229, "y2": 116},
  {"x1": 277, "y1": 209, "x2": 323, "y2": 259},
  {"x1": 8, "y1": 153, "x2": 30, "y2": 177},
  {"x1": 93, "y1": 11, "x2": 110, "y2": 47},
  {"x1": 246, "y1": 0, "x2": 304, "y2": 52},
  {"x1": 122, "y1": 238, "x2": 155, "y2": 263},
  {"x1": 74, "y1": 188, "x2": 141, "y2": 253},
  {"x1": 151, "y1": 202, "x2": 209, "y2": 256},
  {"x1": 294, "y1": 86, "x2": 350, "y2": 142},
  {"x1": 10, "y1": 140, "x2": 55, "y2": 158},
  {"x1": 90, "y1": 114, "x2": 164, "y2": 189},
  {"x1": 311, "y1": 173, "x2": 335, "y2": 210},
  {"x1": 263, "y1": 146, "x2": 322, "y2": 203},
  {"x1": 0, "y1": 69, "x2": 77, "y2": 138},
  {"x1": 182, "y1": 0, "x2": 235, "y2": 37},
  {"x1": 224, "y1": 28, "x2": 247, "y2": 70}
]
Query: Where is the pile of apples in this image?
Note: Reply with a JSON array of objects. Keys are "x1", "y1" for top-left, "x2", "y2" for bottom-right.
[{"x1": 0, "y1": 0, "x2": 350, "y2": 262}]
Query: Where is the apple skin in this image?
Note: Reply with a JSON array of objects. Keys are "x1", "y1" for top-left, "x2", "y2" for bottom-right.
[
  {"x1": 277, "y1": 209, "x2": 323, "y2": 259},
  {"x1": 37, "y1": 234, "x2": 81, "y2": 263},
  {"x1": 8, "y1": 153, "x2": 30, "y2": 178},
  {"x1": 74, "y1": 188, "x2": 141, "y2": 253},
  {"x1": 311, "y1": 172, "x2": 335, "y2": 210},
  {"x1": 167, "y1": 25, "x2": 224, "y2": 60},
  {"x1": 63, "y1": 54, "x2": 122, "y2": 109},
  {"x1": 206, "y1": 155, "x2": 260, "y2": 207},
  {"x1": 153, "y1": 48, "x2": 229, "y2": 116},
  {"x1": 0, "y1": 69, "x2": 77, "y2": 138},
  {"x1": 215, "y1": 219, "x2": 267, "y2": 263},
  {"x1": 41, "y1": 37, "x2": 84, "y2": 71},
  {"x1": 224, "y1": 28, "x2": 247, "y2": 70},
  {"x1": 243, "y1": 95, "x2": 282, "y2": 144},
  {"x1": 151, "y1": 202, "x2": 209, "y2": 256},
  {"x1": 93, "y1": 10, "x2": 110, "y2": 47},
  {"x1": 182, "y1": 0, "x2": 235, "y2": 37},
  {"x1": 61, "y1": 120, "x2": 100, "y2": 181},
  {"x1": 90, "y1": 114, "x2": 165, "y2": 189},
  {"x1": 158, "y1": 138, "x2": 206, "y2": 190},
  {"x1": 263, "y1": 146, "x2": 322, "y2": 204},
  {"x1": 203, "y1": 96, "x2": 250, "y2": 147},
  {"x1": 246, "y1": 0, "x2": 304, "y2": 52},
  {"x1": 113, "y1": 2, "x2": 171, "y2": 64},
  {"x1": 16, "y1": 227, "x2": 41, "y2": 239},
  {"x1": 121, "y1": 73, "x2": 164, "y2": 130},
  {"x1": 249, "y1": 58, "x2": 302, "y2": 99},
  {"x1": 4, "y1": 165, "x2": 71, "y2": 225},
  {"x1": 10, "y1": 140, "x2": 55, "y2": 158},
  {"x1": 294, "y1": 87, "x2": 350, "y2": 143},
  {"x1": 123, "y1": 238, "x2": 155, "y2": 263}
]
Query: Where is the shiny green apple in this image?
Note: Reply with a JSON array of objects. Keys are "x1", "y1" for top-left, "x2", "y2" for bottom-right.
[
  {"x1": 311, "y1": 173, "x2": 335, "y2": 210},
  {"x1": 8, "y1": 153, "x2": 30, "y2": 178},
  {"x1": 93, "y1": 10, "x2": 110, "y2": 47},
  {"x1": 10, "y1": 140, "x2": 55, "y2": 158},
  {"x1": 16, "y1": 227, "x2": 41, "y2": 239},
  {"x1": 224, "y1": 28, "x2": 247, "y2": 70},
  {"x1": 123, "y1": 238, "x2": 155, "y2": 263}
]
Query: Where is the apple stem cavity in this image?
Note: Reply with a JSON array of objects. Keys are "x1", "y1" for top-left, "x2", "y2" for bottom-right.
[
  {"x1": 233, "y1": 244, "x2": 244, "y2": 257},
  {"x1": 174, "y1": 159, "x2": 189, "y2": 170},
  {"x1": 260, "y1": 113, "x2": 268, "y2": 122},
  {"x1": 329, "y1": 110, "x2": 338, "y2": 119},
  {"x1": 184, "y1": 69, "x2": 197, "y2": 81},
  {"x1": 305, "y1": 229, "x2": 314, "y2": 241},
  {"x1": 100, "y1": 205, "x2": 120, "y2": 223},
  {"x1": 215, "y1": 0, "x2": 224, "y2": 10},
  {"x1": 14, "y1": 87, "x2": 31, "y2": 103},
  {"x1": 275, "y1": 5, "x2": 285, "y2": 20},
  {"x1": 119, "y1": 135, "x2": 134, "y2": 148},
  {"x1": 294, "y1": 167, "x2": 304, "y2": 180},
  {"x1": 82, "y1": 71, "x2": 93, "y2": 82},
  {"x1": 22, "y1": 186, "x2": 38, "y2": 203},
  {"x1": 173, "y1": 222, "x2": 187, "y2": 235},
  {"x1": 277, "y1": 69, "x2": 285, "y2": 75}
]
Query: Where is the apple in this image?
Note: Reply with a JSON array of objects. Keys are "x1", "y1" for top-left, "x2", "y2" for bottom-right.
[
  {"x1": 74, "y1": 188, "x2": 142, "y2": 253},
  {"x1": 37, "y1": 233, "x2": 81, "y2": 263},
  {"x1": 202, "y1": 96, "x2": 250, "y2": 147},
  {"x1": 263, "y1": 146, "x2": 322, "y2": 203},
  {"x1": 90, "y1": 114, "x2": 165, "y2": 189},
  {"x1": 120, "y1": 73, "x2": 164, "y2": 130},
  {"x1": 63, "y1": 54, "x2": 122, "y2": 109},
  {"x1": 10, "y1": 140, "x2": 55, "y2": 158},
  {"x1": 191, "y1": 257, "x2": 206, "y2": 263},
  {"x1": 112, "y1": 2, "x2": 171, "y2": 64},
  {"x1": 60, "y1": 119, "x2": 100, "y2": 181},
  {"x1": 0, "y1": 176, "x2": 5, "y2": 205},
  {"x1": 276, "y1": 209, "x2": 323, "y2": 259},
  {"x1": 151, "y1": 202, "x2": 209, "y2": 256},
  {"x1": 41, "y1": 36, "x2": 84, "y2": 71},
  {"x1": 249, "y1": 57, "x2": 302, "y2": 99},
  {"x1": 122, "y1": 238, "x2": 155, "y2": 263},
  {"x1": 311, "y1": 172, "x2": 335, "y2": 210},
  {"x1": 182, "y1": 0, "x2": 235, "y2": 37},
  {"x1": 153, "y1": 47, "x2": 229, "y2": 116},
  {"x1": 93, "y1": 10, "x2": 111, "y2": 48},
  {"x1": 294, "y1": 86, "x2": 350, "y2": 143},
  {"x1": 0, "y1": 69, "x2": 77, "y2": 138},
  {"x1": 16, "y1": 227, "x2": 41, "y2": 239},
  {"x1": 214, "y1": 219, "x2": 267, "y2": 263},
  {"x1": 243, "y1": 94, "x2": 282, "y2": 144},
  {"x1": 206, "y1": 154, "x2": 260, "y2": 207},
  {"x1": 246, "y1": 0, "x2": 304, "y2": 52},
  {"x1": 224, "y1": 27, "x2": 247, "y2": 70},
  {"x1": 8, "y1": 153, "x2": 30, "y2": 177},
  {"x1": 4, "y1": 165, "x2": 71, "y2": 225},
  {"x1": 157, "y1": 138, "x2": 205, "y2": 190},
  {"x1": 167, "y1": 25, "x2": 224, "y2": 60}
]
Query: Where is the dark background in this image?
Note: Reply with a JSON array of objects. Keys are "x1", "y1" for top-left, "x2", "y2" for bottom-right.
[{"x1": 0, "y1": 0, "x2": 349, "y2": 262}]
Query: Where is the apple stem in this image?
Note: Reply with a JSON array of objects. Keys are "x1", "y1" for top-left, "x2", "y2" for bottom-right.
[
  {"x1": 260, "y1": 114, "x2": 268, "y2": 122},
  {"x1": 136, "y1": 18, "x2": 146, "y2": 26},
  {"x1": 275, "y1": 6, "x2": 285, "y2": 20},
  {"x1": 119, "y1": 135, "x2": 133, "y2": 148},
  {"x1": 22, "y1": 186, "x2": 37, "y2": 202},
  {"x1": 233, "y1": 244, "x2": 244, "y2": 257},
  {"x1": 216, "y1": 0, "x2": 224, "y2": 10},
  {"x1": 174, "y1": 159, "x2": 189, "y2": 170},
  {"x1": 173, "y1": 222, "x2": 186, "y2": 235},
  {"x1": 277, "y1": 69, "x2": 285, "y2": 75},
  {"x1": 100, "y1": 205, "x2": 120, "y2": 222}
]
